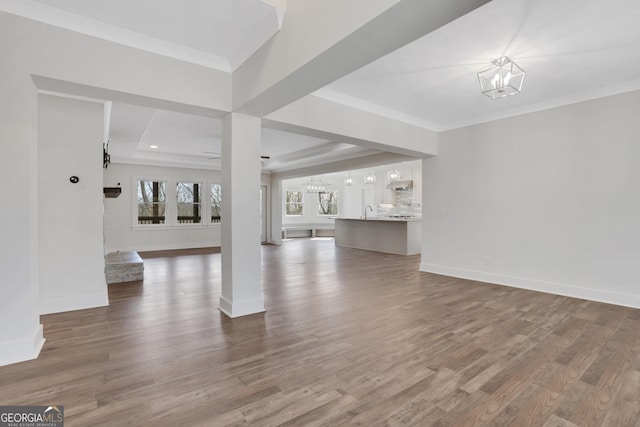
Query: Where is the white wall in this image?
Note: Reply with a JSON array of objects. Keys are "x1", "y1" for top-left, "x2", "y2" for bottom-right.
[
  {"x1": 104, "y1": 164, "x2": 221, "y2": 252},
  {"x1": 0, "y1": 10, "x2": 230, "y2": 365},
  {"x1": 421, "y1": 90, "x2": 640, "y2": 308},
  {"x1": 38, "y1": 94, "x2": 109, "y2": 314},
  {"x1": 104, "y1": 163, "x2": 271, "y2": 252}
]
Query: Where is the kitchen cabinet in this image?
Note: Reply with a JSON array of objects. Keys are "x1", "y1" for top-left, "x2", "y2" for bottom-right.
[{"x1": 334, "y1": 217, "x2": 421, "y2": 255}]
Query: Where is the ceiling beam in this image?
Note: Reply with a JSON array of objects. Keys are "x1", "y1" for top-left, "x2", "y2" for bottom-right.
[
  {"x1": 264, "y1": 94, "x2": 438, "y2": 157},
  {"x1": 263, "y1": 144, "x2": 379, "y2": 171},
  {"x1": 259, "y1": 0, "x2": 286, "y2": 27},
  {"x1": 233, "y1": 0, "x2": 491, "y2": 116},
  {"x1": 32, "y1": 76, "x2": 229, "y2": 118},
  {"x1": 272, "y1": 152, "x2": 419, "y2": 180},
  {"x1": 266, "y1": 141, "x2": 358, "y2": 164}
]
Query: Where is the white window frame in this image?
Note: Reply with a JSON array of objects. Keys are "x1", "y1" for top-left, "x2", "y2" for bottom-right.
[
  {"x1": 317, "y1": 191, "x2": 339, "y2": 216},
  {"x1": 133, "y1": 177, "x2": 223, "y2": 229},
  {"x1": 175, "y1": 180, "x2": 204, "y2": 227},
  {"x1": 133, "y1": 177, "x2": 170, "y2": 228},
  {"x1": 210, "y1": 183, "x2": 222, "y2": 224},
  {"x1": 285, "y1": 190, "x2": 304, "y2": 216}
]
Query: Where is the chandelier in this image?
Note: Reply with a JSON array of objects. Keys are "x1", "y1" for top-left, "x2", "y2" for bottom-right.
[
  {"x1": 302, "y1": 177, "x2": 330, "y2": 193},
  {"x1": 477, "y1": 56, "x2": 525, "y2": 99},
  {"x1": 387, "y1": 168, "x2": 401, "y2": 182}
]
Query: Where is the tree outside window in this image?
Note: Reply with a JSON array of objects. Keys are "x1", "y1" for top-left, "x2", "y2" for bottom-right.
[
  {"x1": 137, "y1": 180, "x2": 166, "y2": 224},
  {"x1": 211, "y1": 183, "x2": 222, "y2": 223},
  {"x1": 286, "y1": 191, "x2": 303, "y2": 216},
  {"x1": 318, "y1": 191, "x2": 338, "y2": 215},
  {"x1": 176, "y1": 182, "x2": 201, "y2": 224}
]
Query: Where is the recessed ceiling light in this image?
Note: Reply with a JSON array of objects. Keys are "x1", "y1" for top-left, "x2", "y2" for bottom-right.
[{"x1": 149, "y1": 145, "x2": 158, "y2": 149}]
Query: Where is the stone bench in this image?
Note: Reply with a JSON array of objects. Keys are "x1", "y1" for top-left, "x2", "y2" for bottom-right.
[{"x1": 105, "y1": 251, "x2": 144, "y2": 284}]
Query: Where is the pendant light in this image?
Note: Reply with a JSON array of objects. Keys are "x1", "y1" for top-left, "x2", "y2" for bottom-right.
[
  {"x1": 364, "y1": 170, "x2": 376, "y2": 184},
  {"x1": 344, "y1": 171, "x2": 354, "y2": 186}
]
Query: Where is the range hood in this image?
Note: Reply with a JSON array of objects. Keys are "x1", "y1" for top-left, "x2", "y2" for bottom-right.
[{"x1": 387, "y1": 180, "x2": 413, "y2": 190}]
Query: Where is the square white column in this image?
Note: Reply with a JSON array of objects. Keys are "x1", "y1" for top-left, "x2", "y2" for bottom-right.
[
  {"x1": 0, "y1": 74, "x2": 44, "y2": 366},
  {"x1": 219, "y1": 113, "x2": 265, "y2": 317}
]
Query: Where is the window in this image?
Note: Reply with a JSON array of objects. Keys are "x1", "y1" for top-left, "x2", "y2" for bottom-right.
[
  {"x1": 286, "y1": 191, "x2": 303, "y2": 216},
  {"x1": 318, "y1": 191, "x2": 338, "y2": 215},
  {"x1": 176, "y1": 182, "x2": 202, "y2": 224},
  {"x1": 137, "y1": 180, "x2": 166, "y2": 224},
  {"x1": 211, "y1": 183, "x2": 222, "y2": 223},
  {"x1": 134, "y1": 178, "x2": 224, "y2": 227}
]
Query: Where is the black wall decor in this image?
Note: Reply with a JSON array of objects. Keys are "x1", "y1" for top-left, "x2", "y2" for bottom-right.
[{"x1": 103, "y1": 141, "x2": 111, "y2": 168}]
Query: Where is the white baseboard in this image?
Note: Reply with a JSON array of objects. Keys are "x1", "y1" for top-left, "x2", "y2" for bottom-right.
[
  {"x1": 419, "y1": 262, "x2": 640, "y2": 309},
  {"x1": 0, "y1": 324, "x2": 45, "y2": 367},
  {"x1": 40, "y1": 290, "x2": 109, "y2": 315},
  {"x1": 219, "y1": 296, "x2": 265, "y2": 318}
]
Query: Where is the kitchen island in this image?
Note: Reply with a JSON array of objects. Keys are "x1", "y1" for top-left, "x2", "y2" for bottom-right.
[{"x1": 334, "y1": 217, "x2": 422, "y2": 255}]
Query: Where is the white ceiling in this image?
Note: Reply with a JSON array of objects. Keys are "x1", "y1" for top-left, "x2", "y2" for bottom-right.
[
  {"x1": 108, "y1": 102, "x2": 378, "y2": 171},
  {"x1": 11, "y1": 0, "x2": 640, "y2": 170},
  {"x1": 321, "y1": 0, "x2": 640, "y2": 131},
  {"x1": 19, "y1": 0, "x2": 281, "y2": 70}
]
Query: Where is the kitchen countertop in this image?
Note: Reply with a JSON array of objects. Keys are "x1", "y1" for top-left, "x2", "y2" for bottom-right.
[{"x1": 335, "y1": 217, "x2": 422, "y2": 222}]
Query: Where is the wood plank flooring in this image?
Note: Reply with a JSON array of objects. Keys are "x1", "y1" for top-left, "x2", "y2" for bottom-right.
[{"x1": 1, "y1": 239, "x2": 639, "y2": 426}]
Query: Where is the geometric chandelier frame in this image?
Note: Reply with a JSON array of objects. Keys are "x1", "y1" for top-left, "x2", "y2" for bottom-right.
[{"x1": 477, "y1": 56, "x2": 525, "y2": 99}]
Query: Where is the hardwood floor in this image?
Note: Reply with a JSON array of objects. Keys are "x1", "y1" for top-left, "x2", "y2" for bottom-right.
[{"x1": 1, "y1": 238, "x2": 639, "y2": 426}]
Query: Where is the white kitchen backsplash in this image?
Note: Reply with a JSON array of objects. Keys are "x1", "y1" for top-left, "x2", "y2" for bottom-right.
[
  {"x1": 378, "y1": 189, "x2": 421, "y2": 217},
  {"x1": 396, "y1": 189, "x2": 413, "y2": 206}
]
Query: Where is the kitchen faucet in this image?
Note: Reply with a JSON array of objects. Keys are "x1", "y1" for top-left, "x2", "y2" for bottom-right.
[{"x1": 365, "y1": 205, "x2": 373, "y2": 220}]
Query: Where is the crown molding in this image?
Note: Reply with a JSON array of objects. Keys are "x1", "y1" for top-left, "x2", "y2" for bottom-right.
[
  {"x1": 440, "y1": 78, "x2": 640, "y2": 131},
  {"x1": 0, "y1": 0, "x2": 231, "y2": 72}
]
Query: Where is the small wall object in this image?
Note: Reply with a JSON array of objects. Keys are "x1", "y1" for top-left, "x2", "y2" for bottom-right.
[
  {"x1": 103, "y1": 186, "x2": 121, "y2": 198},
  {"x1": 69, "y1": 176, "x2": 79, "y2": 184}
]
